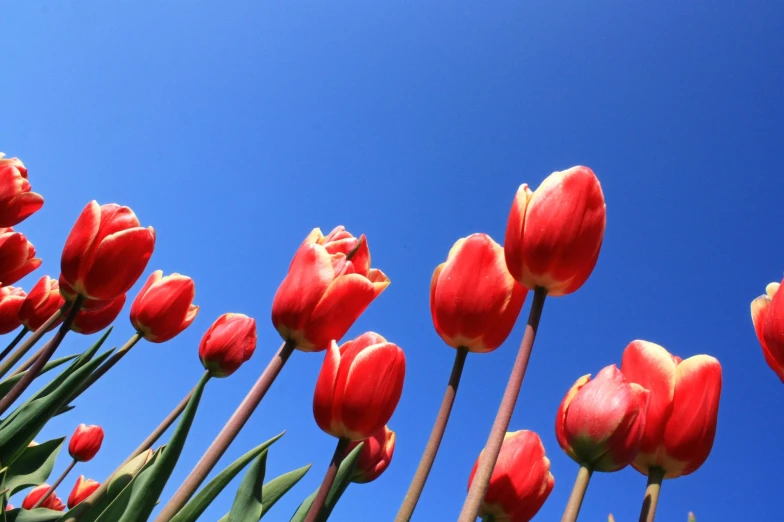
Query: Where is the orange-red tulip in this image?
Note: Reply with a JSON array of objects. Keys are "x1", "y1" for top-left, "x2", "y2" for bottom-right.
[
  {"x1": 71, "y1": 294, "x2": 126, "y2": 335},
  {"x1": 67, "y1": 476, "x2": 100, "y2": 509},
  {"x1": 21, "y1": 484, "x2": 65, "y2": 511},
  {"x1": 430, "y1": 233, "x2": 527, "y2": 353},
  {"x1": 504, "y1": 166, "x2": 606, "y2": 296},
  {"x1": 60, "y1": 201, "x2": 155, "y2": 302},
  {"x1": 130, "y1": 270, "x2": 198, "y2": 343},
  {"x1": 346, "y1": 425, "x2": 396, "y2": 484},
  {"x1": 271, "y1": 226, "x2": 389, "y2": 352},
  {"x1": 198, "y1": 313, "x2": 257, "y2": 377},
  {"x1": 0, "y1": 286, "x2": 26, "y2": 334},
  {"x1": 0, "y1": 155, "x2": 44, "y2": 227},
  {"x1": 313, "y1": 332, "x2": 405, "y2": 440},
  {"x1": 467, "y1": 430, "x2": 554, "y2": 522},
  {"x1": 620, "y1": 340, "x2": 722, "y2": 478},
  {"x1": 68, "y1": 424, "x2": 104, "y2": 462},
  {"x1": 0, "y1": 228, "x2": 41, "y2": 286},
  {"x1": 556, "y1": 365, "x2": 649, "y2": 472},
  {"x1": 19, "y1": 276, "x2": 64, "y2": 332},
  {"x1": 751, "y1": 280, "x2": 784, "y2": 382}
]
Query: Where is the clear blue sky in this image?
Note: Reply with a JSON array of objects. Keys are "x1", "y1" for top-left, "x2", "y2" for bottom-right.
[{"x1": 3, "y1": 1, "x2": 783, "y2": 520}]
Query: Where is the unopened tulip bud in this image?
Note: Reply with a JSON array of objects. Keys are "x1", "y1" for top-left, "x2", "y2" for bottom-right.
[
  {"x1": 751, "y1": 280, "x2": 784, "y2": 381},
  {"x1": 556, "y1": 365, "x2": 649, "y2": 472},
  {"x1": 0, "y1": 286, "x2": 26, "y2": 334},
  {"x1": 22, "y1": 484, "x2": 65, "y2": 511},
  {"x1": 0, "y1": 228, "x2": 41, "y2": 286},
  {"x1": 108, "y1": 449, "x2": 153, "y2": 497},
  {"x1": 199, "y1": 313, "x2": 257, "y2": 377},
  {"x1": 68, "y1": 424, "x2": 104, "y2": 462},
  {"x1": 130, "y1": 270, "x2": 199, "y2": 342},
  {"x1": 0, "y1": 154, "x2": 44, "y2": 227},
  {"x1": 71, "y1": 294, "x2": 126, "y2": 335},
  {"x1": 67, "y1": 476, "x2": 100, "y2": 509},
  {"x1": 19, "y1": 276, "x2": 64, "y2": 332},
  {"x1": 347, "y1": 425, "x2": 396, "y2": 483}
]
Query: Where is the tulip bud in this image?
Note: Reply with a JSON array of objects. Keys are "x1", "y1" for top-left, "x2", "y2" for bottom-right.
[
  {"x1": 555, "y1": 365, "x2": 649, "y2": 472},
  {"x1": 71, "y1": 294, "x2": 126, "y2": 335},
  {"x1": 0, "y1": 286, "x2": 26, "y2": 334},
  {"x1": 130, "y1": 270, "x2": 198, "y2": 342},
  {"x1": 751, "y1": 280, "x2": 784, "y2": 381},
  {"x1": 21, "y1": 484, "x2": 65, "y2": 511},
  {"x1": 504, "y1": 166, "x2": 606, "y2": 296},
  {"x1": 468, "y1": 430, "x2": 554, "y2": 522},
  {"x1": 313, "y1": 332, "x2": 406, "y2": 441},
  {"x1": 346, "y1": 425, "x2": 396, "y2": 484},
  {"x1": 68, "y1": 424, "x2": 104, "y2": 462},
  {"x1": 108, "y1": 448, "x2": 153, "y2": 497},
  {"x1": 0, "y1": 154, "x2": 44, "y2": 227},
  {"x1": 19, "y1": 276, "x2": 64, "y2": 332},
  {"x1": 60, "y1": 201, "x2": 155, "y2": 301},
  {"x1": 6, "y1": 504, "x2": 13, "y2": 510},
  {"x1": 67, "y1": 476, "x2": 100, "y2": 509},
  {"x1": 199, "y1": 313, "x2": 257, "y2": 377},
  {"x1": 431, "y1": 233, "x2": 527, "y2": 353},
  {"x1": 272, "y1": 226, "x2": 390, "y2": 352},
  {"x1": 621, "y1": 340, "x2": 722, "y2": 478},
  {"x1": 0, "y1": 228, "x2": 41, "y2": 286}
]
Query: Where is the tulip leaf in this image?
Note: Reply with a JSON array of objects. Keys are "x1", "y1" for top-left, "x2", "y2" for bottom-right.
[
  {"x1": 215, "y1": 464, "x2": 311, "y2": 522},
  {"x1": 170, "y1": 432, "x2": 285, "y2": 522},
  {"x1": 225, "y1": 449, "x2": 268, "y2": 521},
  {"x1": 0, "y1": 355, "x2": 79, "y2": 398},
  {"x1": 94, "y1": 372, "x2": 211, "y2": 522},
  {"x1": 4, "y1": 508, "x2": 64, "y2": 521},
  {"x1": 289, "y1": 442, "x2": 363, "y2": 522},
  {"x1": 3, "y1": 437, "x2": 65, "y2": 496}
]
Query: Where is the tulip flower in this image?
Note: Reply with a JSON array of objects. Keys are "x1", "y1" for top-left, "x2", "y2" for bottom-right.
[
  {"x1": 70, "y1": 294, "x2": 126, "y2": 335},
  {"x1": 0, "y1": 154, "x2": 44, "y2": 227},
  {"x1": 130, "y1": 270, "x2": 198, "y2": 342},
  {"x1": 60, "y1": 201, "x2": 155, "y2": 302},
  {"x1": 751, "y1": 280, "x2": 784, "y2": 382},
  {"x1": 0, "y1": 228, "x2": 41, "y2": 286},
  {"x1": 22, "y1": 484, "x2": 65, "y2": 511},
  {"x1": 621, "y1": 340, "x2": 722, "y2": 479},
  {"x1": 199, "y1": 313, "x2": 257, "y2": 377},
  {"x1": 504, "y1": 166, "x2": 606, "y2": 296},
  {"x1": 69, "y1": 424, "x2": 104, "y2": 462},
  {"x1": 19, "y1": 276, "x2": 64, "y2": 332},
  {"x1": 467, "y1": 430, "x2": 554, "y2": 522},
  {"x1": 313, "y1": 332, "x2": 406, "y2": 441},
  {"x1": 272, "y1": 226, "x2": 390, "y2": 352},
  {"x1": 5, "y1": 504, "x2": 13, "y2": 510},
  {"x1": 347, "y1": 425, "x2": 396, "y2": 484},
  {"x1": 0, "y1": 286, "x2": 26, "y2": 334},
  {"x1": 430, "y1": 233, "x2": 527, "y2": 353},
  {"x1": 67, "y1": 476, "x2": 100, "y2": 509}
]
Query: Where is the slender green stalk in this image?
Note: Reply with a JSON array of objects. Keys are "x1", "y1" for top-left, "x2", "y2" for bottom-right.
[
  {"x1": 639, "y1": 467, "x2": 665, "y2": 522},
  {"x1": 0, "y1": 328, "x2": 28, "y2": 365},
  {"x1": 32, "y1": 459, "x2": 76, "y2": 509},
  {"x1": 304, "y1": 438, "x2": 350, "y2": 522},
  {"x1": 561, "y1": 465, "x2": 592, "y2": 522},
  {"x1": 0, "y1": 306, "x2": 65, "y2": 380},
  {"x1": 11, "y1": 341, "x2": 48, "y2": 377}
]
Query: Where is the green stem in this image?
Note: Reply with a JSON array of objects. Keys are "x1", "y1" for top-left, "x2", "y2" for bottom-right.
[
  {"x1": 67, "y1": 332, "x2": 142, "y2": 402},
  {"x1": 0, "y1": 328, "x2": 28, "y2": 365},
  {"x1": 561, "y1": 465, "x2": 592, "y2": 522},
  {"x1": 639, "y1": 467, "x2": 665, "y2": 522},
  {"x1": 32, "y1": 459, "x2": 76, "y2": 509},
  {"x1": 0, "y1": 306, "x2": 65, "y2": 380},
  {"x1": 304, "y1": 438, "x2": 350, "y2": 522}
]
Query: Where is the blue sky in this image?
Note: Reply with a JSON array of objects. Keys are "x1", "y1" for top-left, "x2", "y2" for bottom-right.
[{"x1": 3, "y1": 0, "x2": 784, "y2": 520}]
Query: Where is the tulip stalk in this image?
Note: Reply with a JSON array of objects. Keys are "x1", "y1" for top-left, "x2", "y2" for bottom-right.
[
  {"x1": 561, "y1": 465, "x2": 592, "y2": 522},
  {"x1": 395, "y1": 347, "x2": 468, "y2": 522},
  {"x1": 0, "y1": 305, "x2": 65, "y2": 380},
  {"x1": 304, "y1": 437, "x2": 350, "y2": 522},
  {"x1": 639, "y1": 467, "x2": 665, "y2": 522},
  {"x1": 458, "y1": 287, "x2": 547, "y2": 522},
  {"x1": 31, "y1": 459, "x2": 76, "y2": 509},
  {"x1": 0, "y1": 327, "x2": 28, "y2": 364}
]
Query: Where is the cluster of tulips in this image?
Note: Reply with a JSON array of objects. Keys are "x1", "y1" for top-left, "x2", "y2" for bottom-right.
[{"x1": 0, "y1": 152, "x2": 742, "y2": 522}]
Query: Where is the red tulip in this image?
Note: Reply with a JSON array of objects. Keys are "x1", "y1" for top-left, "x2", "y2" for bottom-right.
[
  {"x1": 271, "y1": 226, "x2": 390, "y2": 352},
  {"x1": 0, "y1": 286, "x2": 26, "y2": 334},
  {"x1": 5, "y1": 504, "x2": 13, "y2": 510},
  {"x1": 313, "y1": 332, "x2": 405, "y2": 440},
  {"x1": 67, "y1": 476, "x2": 100, "y2": 509},
  {"x1": 198, "y1": 313, "x2": 257, "y2": 377},
  {"x1": 60, "y1": 201, "x2": 155, "y2": 301},
  {"x1": 0, "y1": 228, "x2": 41, "y2": 286},
  {"x1": 346, "y1": 425, "x2": 396, "y2": 483},
  {"x1": 555, "y1": 365, "x2": 649, "y2": 472},
  {"x1": 431, "y1": 233, "x2": 527, "y2": 353},
  {"x1": 620, "y1": 340, "x2": 722, "y2": 478},
  {"x1": 0, "y1": 154, "x2": 44, "y2": 227},
  {"x1": 68, "y1": 424, "x2": 104, "y2": 462},
  {"x1": 71, "y1": 294, "x2": 126, "y2": 335},
  {"x1": 19, "y1": 276, "x2": 64, "y2": 332},
  {"x1": 21, "y1": 484, "x2": 65, "y2": 511},
  {"x1": 130, "y1": 270, "x2": 198, "y2": 342},
  {"x1": 751, "y1": 280, "x2": 784, "y2": 382},
  {"x1": 467, "y1": 430, "x2": 554, "y2": 522},
  {"x1": 504, "y1": 166, "x2": 606, "y2": 296}
]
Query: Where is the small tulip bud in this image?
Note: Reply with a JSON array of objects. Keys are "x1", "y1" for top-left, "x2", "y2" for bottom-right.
[
  {"x1": 130, "y1": 270, "x2": 198, "y2": 342},
  {"x1": 68, "y1": 424, "x2": 104, "y2": 462},
  {"x1": 199, "y1": 313, "x2": 257, "y2": 377},
  {"x1": 67, "y1": 476, "x2": 100, "y2": 509},
  {"x1": 18, "y1": 276, "x2": 64, "y2": 332},
  {"x1": 346, "y1": 425, "x2": 396, "y2": 483}
]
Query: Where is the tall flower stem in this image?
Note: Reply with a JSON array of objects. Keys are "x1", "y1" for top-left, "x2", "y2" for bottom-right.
[
  {"x1": 67, "y1": 332, "x2": 142, "y2": 402},
  {"x1": 12, "y1": 341, "x2": 49, "y2": 376},
  {"x1": 639, "y1": 467, "x2": 665, "y2": 522},
  {"x1": 0, "y1": 306, "x2": 65, "y2": 380},
  {"x1": 561, "y1": 465, "x2": 592, "y2": 522},
  {"x1": 304, "y1": 438, "x2": 350, "y2": 522},
  {"x1": 395, "y1": 347, "x2": 468, "y2": 522},
  {"x1": 458, "y1": 287, "x2": 547, "y2": 522},
  {"x1": 155, "y1": 340, "x2": 296, "y2": 521},
  {"x1": 32, "y1": 459, "x2": 76, "y2": 509},
  {"x1": 0, "y1": 297, "x2": 83, "y2": 416},
  {"x1": 0, "y1": 328, "x2": 28, "y2": 364}
]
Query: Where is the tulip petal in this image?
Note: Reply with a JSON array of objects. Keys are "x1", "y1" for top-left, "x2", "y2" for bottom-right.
[
  {"x1": 83, "y1": 227, "x2": 155, "y2": 300},
  {"x1": 429, "y1": 263, "x2": 447, "y2": 341},
  {"x1": 503, "y1": 184, "x2": 531, "y2": 284},
  {"x1": 555, "y1": 374, "x2": 591, "y2": 463},
  {"x1": 763, "y1": 278, "x2": 784, "y2": 382},
  {"x1": 751, "y1": 292, "x2": 784, "y2": 381},
  {"x1": 313, "y1": 340, "x2": 341, "y2": 435},
  {"x1": 61, "y1": 201, "x2": 101, "y2": 292}
]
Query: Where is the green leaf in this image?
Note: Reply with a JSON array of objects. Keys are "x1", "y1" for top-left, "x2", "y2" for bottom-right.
[
  {"x1": 226, "y1": 450, "x2": 267, "y2": 522},
  {"x1": 170, "y1": 432, "x2": 285, "y2": 522},
  {"x1": 216, "y1": 464, "x2": 311, "y2": 522},
  {"x1": 4, "y1": 508, "x2": 65, "y2": 522},
  {"x1": 289, "y1": 443, "x2": 363, "y2": 522},
  {"x1": 3, "y1": 437, "x2": 65, "y2": 496},
  {"x1": 94, "y1": 373, "x2": 211, "y2": 522},
  {"x1": 0, "y1": 355, "x2": 79, "y2": 398}
]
